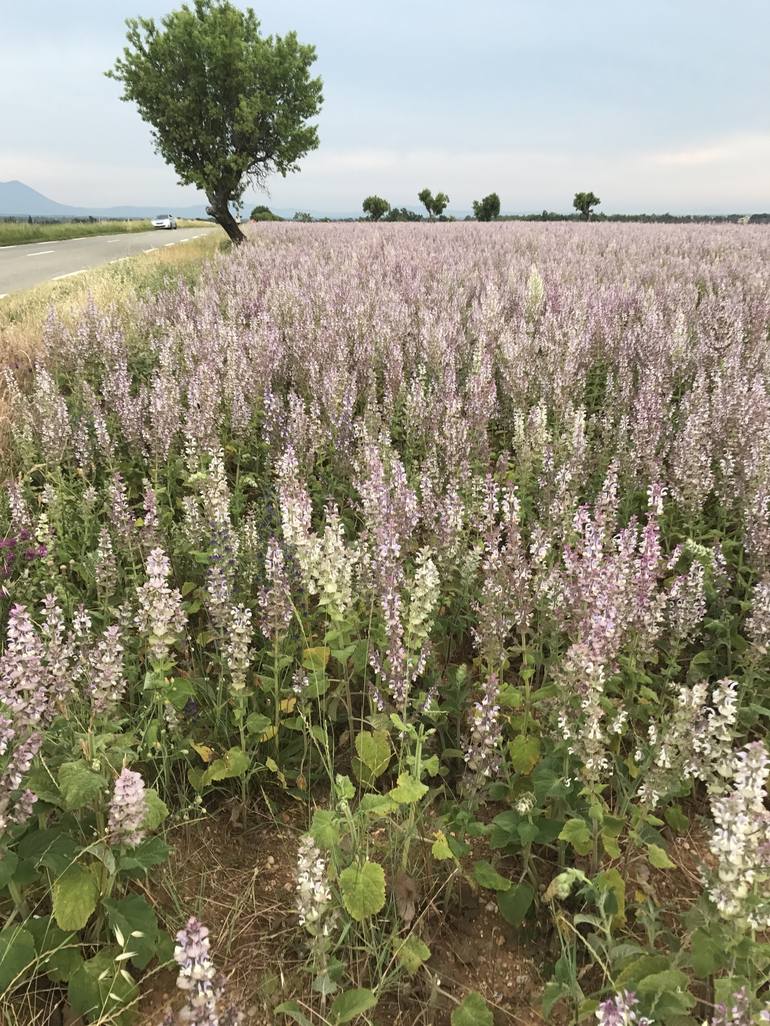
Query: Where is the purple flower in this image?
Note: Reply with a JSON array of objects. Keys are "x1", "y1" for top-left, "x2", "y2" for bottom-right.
[{"x1": 108, "y1": 768, "x2": 147, "y2": 849}]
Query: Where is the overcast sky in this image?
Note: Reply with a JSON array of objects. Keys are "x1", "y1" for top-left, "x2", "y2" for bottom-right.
[{"x1": 2, "y1": 0, "x2": 769, "y2": 214}]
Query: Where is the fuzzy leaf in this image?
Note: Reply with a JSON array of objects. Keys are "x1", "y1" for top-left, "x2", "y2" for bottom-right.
[
  {"x1": 339, "y1": 860, "x2": 386, "y2": 922},
  {"x1": 647, "y1": 843, "x2": 676, "y2": 870},
  {"x1": 354, "y1": 730, "x2": 391, "y2": 780},
  {"x1": 58, "y1": 761, "x2": 105, "y2": 811},
  {"x1": 329, "y1": 987, "x2": 378, "y2": 1023},
  {"x1": 472, "y1": 860, "x2": 511, "y2": 892},
  {"x1": 497, "y1": 882, "x2": 534, "y2": 926},
  {"x1": 388, "y1": 772, "x2": 428, "y2": 805},
  {"x1": 202, "y1": 747, "x2": 249, "y2": 784},
  {"x1": 0, "y1": 925, "x2": 35, "y2": 992},
  {"x1": 142, "y1": 789, "x2": 169, "y2": 831},
  {"x1": 52, "y1": 864, "x2": 98, "y2": 931},
  {"x1": 393, "y1": 935, "x2": 431, "y2": 974},
  {"x1": 558, "y1": 818, "x2": 592, "y2": 856},
  {"x1": 451, "y1": 991, "x2": 494, "y2": 1026},
  {"x1": 431, "y1": 832, "x2": 454, "y2": 861},
  {"x1": 508, "y1": 735, "x2": 541, "y2": 775}
]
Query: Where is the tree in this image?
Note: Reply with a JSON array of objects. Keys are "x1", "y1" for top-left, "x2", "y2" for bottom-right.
[
  {"x1": 108, "y1": 0, "x2": 323, "y2": 245},
  {"x1": 573, "y1": 191, "x2": 601, "y2": 220},
  {"x1": 418, "y1": 188, "x2": 434, "y2": 219},
  {"x1": 432, "y1": 191, "x2": 449, "y2": 218},
  {"x1": 362, "y1": 195, "x2": 390, "y2": 221},
  {"x1": 293, "y1": 211, "x2": 313, "y2": 222},
  {"x1": 250, "y1": 204, "x2": 281, "y2": 221},
  {"x1": 418, "y1": 188, "x2": 450, "y2": 219},
  {"x1": 472, "y1": 193, "x2": 501, "y2": 221}
]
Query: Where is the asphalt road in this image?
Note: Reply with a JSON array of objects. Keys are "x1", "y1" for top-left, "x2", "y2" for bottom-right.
[{"x1": 0, "y1": 226, "x2": 219, "y2": 297}]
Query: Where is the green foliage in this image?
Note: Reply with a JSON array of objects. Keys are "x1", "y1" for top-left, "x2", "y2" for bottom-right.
[
  {"x1": 108, "y1": 0, "x2": 322, "y2": 242},
  {"x1": 339, "y1": 860, "x2": 386, "y2": 921},
  {"x1": 472, "y1": 193, "x2": 501, "y2": 221},
  {"x1": 250, "y1": 204, "x2": 282, "y2": 221},
  {"x1": 452, "y1": 991, "x2": 494, "y2": 1026},
  {"x1": 573, "y1": 190, "x2": 601, "y2": 219},
  {"x1": 362, "y1": 195, "x2": 390, "y2": 221}
]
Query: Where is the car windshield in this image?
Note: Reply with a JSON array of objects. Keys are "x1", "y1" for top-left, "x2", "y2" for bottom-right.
[{"x1": 155, "y1": 215, "x2": 170, "y2": 219}]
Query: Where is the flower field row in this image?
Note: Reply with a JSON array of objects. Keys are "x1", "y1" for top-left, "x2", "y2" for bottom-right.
[{"x1": 1, "y1": 222, "x2": 770, "y2": 1025}]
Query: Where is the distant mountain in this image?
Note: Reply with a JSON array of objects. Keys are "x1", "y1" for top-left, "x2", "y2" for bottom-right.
[{"x1": 0, "y1": 179, "x2": 209, "y2": 219}]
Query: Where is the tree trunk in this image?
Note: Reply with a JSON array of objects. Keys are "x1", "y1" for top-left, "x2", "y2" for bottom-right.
[{"x1": 208, "y1": 195, "x2": 246, "y2": 245}]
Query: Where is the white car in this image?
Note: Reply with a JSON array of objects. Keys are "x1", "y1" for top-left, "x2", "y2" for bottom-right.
[{"x1": 151, "y1": 214, "x2": 177, "y2": 230}]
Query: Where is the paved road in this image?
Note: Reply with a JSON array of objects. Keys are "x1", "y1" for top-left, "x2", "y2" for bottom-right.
[{"x1": 0, "y1": 226, "x2": 219, "y2": 298}]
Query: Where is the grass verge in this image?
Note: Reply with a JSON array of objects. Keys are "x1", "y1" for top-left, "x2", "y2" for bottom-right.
[{"x1": 0, "y1": 218, "x2": 212, "y2": 247}]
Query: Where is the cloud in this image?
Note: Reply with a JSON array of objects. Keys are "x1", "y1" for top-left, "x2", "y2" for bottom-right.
[{"x1": 647, "y1": 133, "x2": 770, "y2": 167}]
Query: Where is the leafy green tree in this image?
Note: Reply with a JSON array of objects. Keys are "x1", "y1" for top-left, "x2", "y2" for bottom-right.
[
  {"x1": 362, "y1": 195, "x2": 390, "y2": 221},
  {"x1": 250, "y1": 204, "x2": 281, "y2": 221},
  {"x1": 573, "y1": 191, "x2": 601, "y2": 220},
  {"x1": 108, "y1": 0, "x2": 323, "y2": 245},
  {"x1": 472, "y1": 193, "x2": 501, "y2": 221},
  {"x1": 418, "y1": 188, "x2": 434, "y2": 219},
  {"x1": 431, "y1": 191, "x2": 450, "y2": 218},
  {"x1": 293, "y1": 211, "x2": 313, "y2": 222}
]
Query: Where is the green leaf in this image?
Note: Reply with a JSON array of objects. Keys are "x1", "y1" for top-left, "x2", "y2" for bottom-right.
[
  {"x1": 26, "y1": 916, "x2": 82, "y2": 983},
  {"x1": 58, "y1": 761, "x2": 105, "y2": 811},
  {"x1": 275, "y1": 1001, "x2": 314, "y2": 1026},
  {"x1": 392, "y1": 935, "x2": 431, "y2": 974},
  {"x1": 508, "y1": 735, "x2": 541, "y2": 775},
  {"x1": 431, "y1": 832, "x2": 454, "y2": 861},
  {"x1": 0, "y1": 850, "x2": 19, "y2": 889},
  {"x1": 102, "y1": 894, "x2": 160, "y2": 970},
  {"x1": 451, "y1": 991, "x2": 494, "y2": 1026},
  {"x1": 664, "y1": 805, "x2": 689, "y2": 834},
  {"x1": 118, "y1": 836, "x2": 170, "y2": 874},
  {"x1": 339, "y1": 860, "x2": 386, "y2": 922},
  {"x1": 0, "y1": 926, "x2": 36, "y2": 992},
  {"x1": 497, "y1": 882, "x2": 534, "y2": 926},
  {"x1": 142, "y1": 789, "x2": 169, "y2": 831},
  {"x1": 595, "y1": 868, "x2": 626, "y2": 925},
  {"x1": 302, "y1": 646, "x2": 331, "y2": 671},
  {"x1": 558, "y1": 818, "x2": 592, "y2": 856},
  {"x1": 358, "y1": 794, "x2": 397, "y2": 817},
  {"x1": 245, "y1": 712, "x2": 272, "y2": 736},
  {"x1": 335, "y1": 774, "x2": 355, "y2": 800},
  {"x1": 68, "y1": 947, "x2": 138, "y2": 1025},
  {"x1": 202, "y1": 747, "x2": 249, "y2": 784},
  {"x1": 329, "y1": 987, "x2": 378, "y2": 1024},
  {"x1": 637, "y1": 968, "x2": 689, "y2": 996},
  {"x1": 690, "y1": 927, "x2": 720, "y2": 979},
  {"x1": 472, "y1": 860, "x2": 511, "y2": 892},
  {"x1": 388, "y1": 772, "x2": 428, "y2": 805},
  {"x1": 52, "y1": 864, "x2": 99, "y2": 931},
  {"x1": 647, "y1": 843, "x2": 676, "y2": 870},
  {"x1": 353, "y1": 730, "x2": 391, "y2": 782},
  {"x1": 310, "y1": 809, "x2": 340, "y2": 850}
]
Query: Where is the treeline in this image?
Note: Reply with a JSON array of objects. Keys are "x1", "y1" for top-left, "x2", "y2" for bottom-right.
[{"x1": 503, "y1": 211, "x2": 770, "y2": 224}]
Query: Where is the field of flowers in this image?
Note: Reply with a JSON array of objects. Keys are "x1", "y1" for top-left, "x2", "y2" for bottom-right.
[{"x1": 1, "y1": 222, "x2": 770, "y2": 1026}]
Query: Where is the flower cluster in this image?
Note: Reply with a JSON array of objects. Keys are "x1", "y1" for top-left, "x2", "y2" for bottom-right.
[
  {"x1": 135, "y1": 547, "x2": 187, "y2": 666},
  {"x1": 295, "y1": 835, "x2": 335, "y2": 937},
  {"x1": 596, "y1": 991, "x2": 652, "y2": 1026},
  {"x1": 173, "y1": 917, "x2": 241, "y2": 1026},
  {"x1": 108, "y1": 768, "x2": 147, "y2": 849}
]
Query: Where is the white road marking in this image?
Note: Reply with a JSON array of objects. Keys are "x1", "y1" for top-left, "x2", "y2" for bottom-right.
[
  {"x1": 107, "y1": 239, "x2": 122, "y2": 244},
  {"x1": 109, "y1": 257, "x2": 129, "y2": 264},
  {"x1": 38, "y1": 240, "x2": 60, "y2": 245},
  {"x1": 28, "y1": 250, "x2": 55, "y2": 257},
  {"x1": 143, "y1": 247, "x2": 158, "y2": 254},
  {"x1": 0, "y1": 293, "x2": 8, "y2": 299},
  {"x1": 164, "y1": 242, "x2": 176, "y2": 247},
  {"x1": 51, "y1": 269, "x2": 87, "y2": 280}
]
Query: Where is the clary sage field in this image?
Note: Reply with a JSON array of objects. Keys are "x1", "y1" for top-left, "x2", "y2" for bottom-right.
[{"x1": 2, "y1": 222, "x2": 770, "y2": 1026}]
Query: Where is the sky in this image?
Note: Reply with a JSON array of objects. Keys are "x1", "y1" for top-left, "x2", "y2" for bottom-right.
[{"x1": 2, "y1": 0, "x2": 769, "y2": 215}]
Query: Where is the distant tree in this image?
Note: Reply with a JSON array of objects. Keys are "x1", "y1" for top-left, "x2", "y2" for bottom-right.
[
  {"x1": 573, "y1": 191, "x2": 601, "y2": 220},
  {"x1": 472, "y1": 193, "x2": 501, "y2": 221},
  {"x1": 362, "y1": 195, "x2": 390, "y2": 221},
  {"x1": 250, "y1": 204, "x2": 281, "y2": 221},
  {"x1": 384, "y1": 206, "x2": 424, "y2": 222},
  {"x1": 293, "y1": 211, "x2": 313, "y2": 222},
  {"x1": 418, "y1": 188, "x2": 449, "y2": 219},
  {"x1": 108, "y1": 0, "x2": 323, "y2": 245},
  {"x1": 418, "y1": 188, "x2": 434, "y2": 219},
  {"x1": 431, "y1": 191, "x2": 449, "y2": 218}
]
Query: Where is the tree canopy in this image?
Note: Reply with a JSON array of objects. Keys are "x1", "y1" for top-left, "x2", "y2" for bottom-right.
[
  {"x1": 472, "y1": 193, "x2": 501, "y2": 221},
  {"x1": 418, "y1": 188, "x2": 450, "y2": 219},
  {"x1": 573, "y1": 191, "x2": 601, "y2": 220},
  {"x1": 362, "y1": 195, "x2": 390, "y2": 221},
  {"x1": 108, "y1": 0, "x2": 322, "y2": 244}
]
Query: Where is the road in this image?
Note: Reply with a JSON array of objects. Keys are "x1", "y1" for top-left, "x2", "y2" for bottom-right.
[{"x1": 0, "y1": 226, "x2": 219, "y2": 297}]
